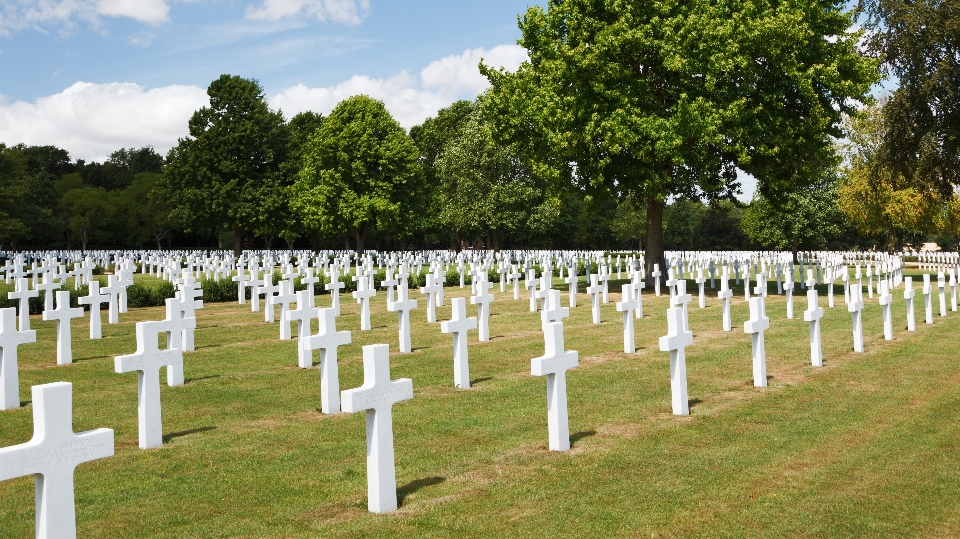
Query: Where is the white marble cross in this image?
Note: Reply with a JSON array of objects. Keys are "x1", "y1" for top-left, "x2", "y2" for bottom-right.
[
  {"x1": 325, "y1": 269, "x2": 345, "y2": 316},
  {"x1": 784, "y1": 270, "x2": 795, "y2": 319},
  {"x1": 586, "y1": 274, "x2": 603, "y2": 324},
  {"x1": 659, "y1": 305, "x2": 692, "y2": 415},
  {"x1": 260, "y1": 278, "x2": 279, "y2": 323},
  {"x1": 247, "y1": 271, "x2": 264, "y2": 313},
  {"x1": 631, "y1": 270, "x2": 645, "y2": 319},
  {"x1": 564, "y1": 265, "x2": 578, "y2": 307},
  {"x1": 719, "y1": 272, "x2": 733, "y2": 332},
  {"x1": 616, "y1": 284, "x2": 637, "y2": 353},
  {"x1": 114, "y1": 319, "x2": 183, "y2": 449},
  {"x1": 878, "y1": 280, "x2": 894, "y2": 340},
  {"x1": 78, "y1": 281, "x2": 109, "y2": 339},
  {"x1": 0, "y1": 382, "x2": 114, "y2": 539},
  {"x1": 674, "y1": 280, "x2": 693, "y2": 332},
  {"x1": 440, "y1": 297, "x2": 477, "y2": 389},
  {"x1": 743, "y1": 295, "x2": 770, "y2": 387},
  {"x1": 540, "y1": 289, "x2": 570, "y2": 330},
  {"x1": 509, "y1": 265, "x2": 522, "y2": 300},
  {"x1": 937, "y1": 272, "x2": 947, "y2": 317},
  {"x1": 36, "y1": 273, "x2": 60, "y2": 313},
  {"x1": 288, "y1": 290, "x2": 319, "y2": 368},
  {"x1": 42, "y1": 291, "x2": 83, "y2": 366},
  {"x1": 273, "y1": 280, "x2": 298, "y2": 339},
  {"x1": 341, "y1": 344, "x2": 413, "y2": 513},
  {"x1": 803, "y1": 288, "x2": 824, "y2": 367},
  {"x1": 232, "y1": 267, "x2": 249, "y2": 304},
  {"x1": 350, "y1": 275, "x2": 376, "y2": 331},
  {"x1": 419, "y1": 274, "x2": 442, "y2": 324},
  {"x1": 471, "y1": 278, "x2": 494, "y2": 342},
  {"x1": 531, "y1": 322, "x2": 578, "y2": 451},
  {"x1": 525, "y1": 269, "x2": 539, "y2": 312},
  {"x1": 388, "y1": 283, "x2": 418, "y2": 353},
  {"x1": 306, "y1": 307, "x2": 352, "y2": 413},
  {"x1": 102, "y1": 275, "x2": 123, "y2": 325},
  {"x1": 848, "y1": 282, "x2": 865, "y2": 353},
  {"x1": 651, "y1": 264, "x2": 662, "y2": 296},
  {"x1": 380, "y1": 269, "x2": 398, "y2": 307},
  {"x1": 695, "y1": 268, "x2": 707, "y2": 308},
  {"x1": 922, "y1": 274, "x2": 933, "y2": 324},
  {"x1": 8, "y1": 277, "x2": 38, "y2": 331},
  {"x1": 904, "y1": 276, "x2": 916, "y2": 331},
  {"x1": 0, "y1": 308, "x2": 36, "y2": 410},
  {"x1": 161, "y1": 298, "x2": 195, "y2": 387}
]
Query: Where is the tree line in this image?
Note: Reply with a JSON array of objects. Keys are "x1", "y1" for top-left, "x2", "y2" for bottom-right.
[{"x1": 1, "y1": 0, "x2": 955, "y2": 259}]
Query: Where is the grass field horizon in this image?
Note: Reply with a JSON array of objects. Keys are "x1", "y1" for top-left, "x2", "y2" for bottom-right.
[{"x1": 1, "y1": 270, "x2": 958, "y2": 538}]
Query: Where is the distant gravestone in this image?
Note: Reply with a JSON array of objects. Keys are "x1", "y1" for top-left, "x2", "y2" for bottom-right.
[
  {"x1": 440, "y1": 297, "x2": 477, "y2": 389},
  {"x1": 288, "y1": 290, "x2": 319, "y2": 369},
  {"x1": 719, "y1": 272, "x2": 733, "y2": 332},
  {"x1": 8, "y1": 277, "x2": 38, "y2": 331},
  {"x1": 470, "y1": 278, "x2": 494, "y2": 342},
  {"x1": 78, "y1": 281, "x2": 109, "y2": 339},
  {"x1": 904, "y1": 276, "x2": 916, "y2": 331},
  {"x1": 232, "y1": 267, "x2": 250, "y2": 305},
  {"x1": 879, "y1": 280, "x2": 894, "y2": 340},
  {"x1": 564, "y1": 265, "x2": 578, "y2": 308},
  {"x1": 659, "y1": 305, "x2": 692, "y2": 415},
  {"x1": 42, "y1": 291, "x2": 83, "y2": 366},
  {"x1": 341, "y1": 344, "x2": 413, "y2": 513},
  {"x1": 532, "y1": 322, "x2": 578, "y2": 451},
  {"x1": 0, "y1": 382, "x2": 114, "y2": 539},
  {"x1": 388, "y1": 283, "x2": 417, "y2": 353},
  {"x1": 937, "y1": 272, "x2": 947, "y2": 317},
  {"x1": 616, "y1": 284, "x2": 637, "y2": 353},
  {"x1": 419, "y1": 274, "x2": 442, "y2": 324},
  {"x1": 848, "y1": 283, "x2": 865, "y2": 353},
  {"x1": 803, "y1": 288, "x2": 824, "y2": 367},
  {"x1": 586, "y1": 274, "x2": 603, "y2": 324},
  {"x1": 353, "y1": 276, "x2": 377, "y2": 331},
  {"x1": 307, "y1": 308, "x2": 352, "y2": 413},
  {"x1": 0, "y1": 308, "x2": 36, "y2": 410},
  {"x1": 922, "y1": 274, "x2": 933, "y2": 324}
]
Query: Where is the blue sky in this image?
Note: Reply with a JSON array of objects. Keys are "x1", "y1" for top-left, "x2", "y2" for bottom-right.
[
  {"x1": 0, "y1": 0, "x2": 760, "y2": 200},
  {"x1": 0, "y1": 1, "x2": 535, "y2": 159}
]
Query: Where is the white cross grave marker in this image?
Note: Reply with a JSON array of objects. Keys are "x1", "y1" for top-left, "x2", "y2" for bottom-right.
[
  {"x1": 0, "y1": 308, "x2": 36, "y2": 410},
  {"x1": 0, "y1": 382, "x2": 114, "y2": 539},
  {"x1": 419, "y1": 274, "x2": 442, "y2": 324},
  {"x1": 531, "y1": 322, "x2": 578, "y2": 451},
  {"x1": 341, "y1": 344, "x2": 413, "y2": 513},
  {"x1": 353, "y1": 275, "x2": 377, "y2": 331},
  {"x1": 659, "y1": 305, "x2": 692, "y2": 415},
  {"x1": 388, "y1": 283, "x2": 418, "y2": 353},
  {"x1": 848, "y1": 283, "x2": 865, "y2": 353},
  {"x1": 879, "y1": 280, "x2": 893, "y2": 340},
  {"x1": 616, "y1": 284, "x2": 638, "y2": 353},
  {"x1": 587, "y1": 274, "x2": 603, "y2": 324},
  {"x1": 306, "y1": 307, "x2": 352, "y2": 413},
  {"x1": 719, "y1": 272, "x2": 733, "y2": 332},
  {"x1": 77, "y1": 281, "x2": 109, "y2": 339},
  {"x1": 440, "y1": 297, "x2": 477, "y2": 389},
  {"x1": 470, "y1": 278, "x2": 494, "y2": 342},
  {"x1": 803, "y1": 288, "x2": 824, "y2": 367},
  {"x1": 42, "y1": 291, "x2": 83, "y2": 366},
  {"x1": 922, "y1": 274, "x2": 933, "y2": 324},
  {"x1": 9, "y1": 277, "x2": 38, "y2": 331},
  {"x1": 743, "y1": 295, "x2": 770, "y2": 387},
  {"x1": 904, "y1": 276, "x2": 916, "y2": 331},
  {"x1": 114, "y1": 319, "x2": 183, "y2": 448}
]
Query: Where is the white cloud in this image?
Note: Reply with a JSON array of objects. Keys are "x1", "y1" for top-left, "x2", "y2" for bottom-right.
[
  {"x1": 0, "y1": 44, "x2": 528, "y2": 161},
  {"x1": 271, "y1": 44, "x2": 528, "y2": 128},
  {"x1": 97, "y1": 0, "x2": 170, "y2": 25},
  {"x1": 245, "y1": 0, "x2": 369, "y2": 26},
  {"x1": 0, "y1": 81, "x2": 207, "y2": 161},
  {"x1": 0, "y1": 0, "x2": 170, "y2": 35}
]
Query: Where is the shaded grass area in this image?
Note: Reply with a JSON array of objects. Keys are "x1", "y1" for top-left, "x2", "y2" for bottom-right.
[{"x1": 0, "y1": 269, "x2": 958, "y2": 537}]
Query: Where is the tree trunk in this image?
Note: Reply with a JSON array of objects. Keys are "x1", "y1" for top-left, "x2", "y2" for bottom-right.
[
  {"x1": 791, "y1": 242, "x2": 799, "y2": 264},
  {"x1": 311, "y1": 231, "x2": 320, "y2": 254},
  {"x1": 887, "y1": 225, "x2": 898, "y2": 254},
  {"x1": 233, "y1": 226, "x2": 242, "y2": 258},
  {"x1": 353, "y1": 227, "x2": 365, "y2": 255},
  {"x1": 644, "y1": 196, "x2": 666, "y2": 287}
]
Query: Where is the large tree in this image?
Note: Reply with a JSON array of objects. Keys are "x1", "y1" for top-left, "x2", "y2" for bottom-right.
[
  {"x1": 482, "y1": 0, "x2": 876, "y2": 282},
  {"x1": 162, "y1": 75, "x2": 290, "y2": 255},
  {"x1": 859, "y1": 0, "x2": 960, "y2": 196},
  {"x1": 290, "y1": 95, "x2": 420, "y2": 253},
  {"x1": 743, "y1": 178, "x2": 845, "y2": 259}
]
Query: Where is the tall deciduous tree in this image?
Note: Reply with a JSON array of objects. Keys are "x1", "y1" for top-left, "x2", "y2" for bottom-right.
[
  {"x1": 162, "y1": 75, "x2": 290, "y2": 256},
  {"x1": 859, "y1": 0, "x2": 960, "y2": 195},
  {"x1": 482, "y1": 0, "x2": 877, "y2": 283},
  {"x1": 743, "y1": 178, "x2": 845, "y2": 260},
  {"x1": 290, "y1": 96, "x2": 420, "y2": 253}
]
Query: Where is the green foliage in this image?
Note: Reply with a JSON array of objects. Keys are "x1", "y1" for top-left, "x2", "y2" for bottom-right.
[
  {"x1": 162, "y1": 75, "x2": 290, "y2": 252},
  {"x1": 290, "y1": 95, "x2": 420, "y2": 252},
  {"x1": 60, "y1": 186, "x2": 115, "y2": 250},
  {"x1": 125, "y1": 280, "x2": 177, "y2": 308},
  {"x1": 742, "y1": 179, "x2": 844, "y2": 255}
]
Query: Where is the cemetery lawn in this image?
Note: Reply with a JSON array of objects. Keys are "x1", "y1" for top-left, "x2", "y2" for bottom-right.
[{"x1": 2, "y1": 271, "x2": 959, "y2": 538}]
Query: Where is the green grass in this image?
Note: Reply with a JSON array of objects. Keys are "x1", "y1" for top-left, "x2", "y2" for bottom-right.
[{"x1": 1, "y1": 270, "x2": 958, "y2": 538}]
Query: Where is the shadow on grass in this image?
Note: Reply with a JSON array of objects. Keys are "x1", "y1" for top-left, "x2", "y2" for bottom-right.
[
  {"x1": 570, "y1": 429, "x2": 596, "y2": 448},
  {"x1": 470, "y1": 376, "x2": 493, "y2": 386},
  {"x1": 186, "y1": 375, "x2": 221, "y2": 383},
  {"x1": 20, "y1": 400, "x2": 30, "y2": 407},
  {"x1": 689, "y1": 398, "x2": 704, "y2": 411},
  {"x1": 163, "y1": 426, "x2": 216, "y2": 443},
  {"x1": 397, "y1": 476, "x2": 446, "y2": 506},
  {"x1": 74, "y1": 354, "x2": 109, "y2": 362}
]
